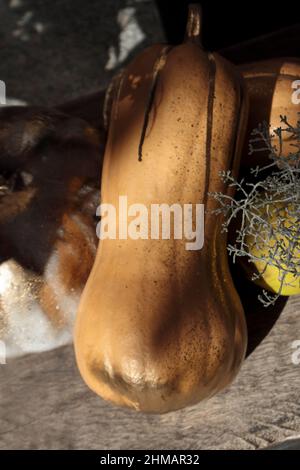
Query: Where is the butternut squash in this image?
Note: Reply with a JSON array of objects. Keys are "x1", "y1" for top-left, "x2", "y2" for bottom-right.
[
  {"x1": 239, "y1": 58, "x2": 300, "y2": 169},
  {"x1": 74, "y1": 5, "x2": 248, "y2": 413}
]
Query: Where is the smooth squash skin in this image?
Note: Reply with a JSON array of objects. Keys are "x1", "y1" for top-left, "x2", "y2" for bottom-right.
[
  {"x1": 74, "y1": 7, "x2": 248, "y2": 413},
  {"x1": 239, "y1": 58, "x2": 300, "y2": 169}
]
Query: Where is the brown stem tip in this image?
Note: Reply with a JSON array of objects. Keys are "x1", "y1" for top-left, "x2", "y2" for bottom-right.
[{"x1": 185, "y1": 3, "x2": 202, "y2": 44}]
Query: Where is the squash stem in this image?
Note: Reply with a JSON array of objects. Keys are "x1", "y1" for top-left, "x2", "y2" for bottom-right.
[{"x1": 185, "y1": 3, "x2": 202, "y2": 44}]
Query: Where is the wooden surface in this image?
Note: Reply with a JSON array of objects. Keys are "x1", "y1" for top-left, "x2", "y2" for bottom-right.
[{"x1": 0, "y1": 292, "x2": 299, "y2": 450}]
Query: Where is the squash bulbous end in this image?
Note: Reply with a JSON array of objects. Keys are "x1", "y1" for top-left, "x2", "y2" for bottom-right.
[{"x1": 74, "y1": 333, "x2": 246, "y2": 414}]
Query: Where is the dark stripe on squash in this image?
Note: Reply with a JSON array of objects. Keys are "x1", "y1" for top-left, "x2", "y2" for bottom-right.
[
  {"x1": 227, "y1": 70, "x2": 245, "y2": 178},
  {"x1": 138, "y1": 46, "x2": 173, "y2": 162},
  {"x1": 203, "y1": 53, "x2": 216, "y2": 205}
]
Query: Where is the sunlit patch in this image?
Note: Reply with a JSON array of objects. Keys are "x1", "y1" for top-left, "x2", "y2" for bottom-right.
[
  {"x1": 105, "y1": 7, "x2": 146, "y2": 71},
  {"x1": 0, "y1": 259, "x2": 75, "y2": 358},
  {"x1": 3, "y1": 97, "x2": 27, "y2": 106},
  {"x1": 9, "y1": 0, "x2": 23, "y2": 9},
  {"x1": 0, "y1": 262, "x2": 14, "y2": 296},
  {"x1": 11, "y1": 9, "x2": 46, "y2": 41}
]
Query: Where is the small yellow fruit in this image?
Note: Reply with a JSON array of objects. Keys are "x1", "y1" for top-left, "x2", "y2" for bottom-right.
[{"x1": 241, "y1": 203, "x2": 300, "y2": 296}]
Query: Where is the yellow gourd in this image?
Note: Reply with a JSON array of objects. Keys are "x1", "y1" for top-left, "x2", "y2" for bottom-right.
[{"x1": 242, "y1": 203, "x2": 300, "y2": 296}]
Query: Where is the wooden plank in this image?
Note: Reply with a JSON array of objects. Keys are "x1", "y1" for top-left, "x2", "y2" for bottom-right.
[{"x1": 0, "y1": 294, "x2": 299, "y2": 449}]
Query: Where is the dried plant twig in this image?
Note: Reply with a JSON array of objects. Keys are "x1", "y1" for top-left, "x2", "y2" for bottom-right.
[{"x1": 210, "y1": 116, "x2": 300, "y2": 307}]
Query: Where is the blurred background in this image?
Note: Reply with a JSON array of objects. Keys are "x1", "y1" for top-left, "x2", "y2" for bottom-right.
[{"x1": 1, "y1": 0, "x2": 300, "y2": 106}]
